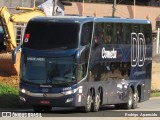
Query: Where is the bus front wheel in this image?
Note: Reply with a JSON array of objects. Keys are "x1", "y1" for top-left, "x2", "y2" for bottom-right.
[{"x1": 80, "y1": 91, "x2": 93, "y2": 112}]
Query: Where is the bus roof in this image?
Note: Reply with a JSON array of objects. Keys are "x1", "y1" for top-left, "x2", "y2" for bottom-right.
[
  {"x1": 30, "y1": 16, "x2": 94, "y2": 23},
  {"x1": 30, "y1": 16, "x2": 151, "y2": 24},
  {"x1": 95, "y1": 17, "x2": 151, "y2": 24}
]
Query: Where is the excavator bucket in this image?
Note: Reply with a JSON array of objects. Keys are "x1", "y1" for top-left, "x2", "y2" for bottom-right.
[{"x1": 0, "y1": 52, "x2": 20, "y2": 76}]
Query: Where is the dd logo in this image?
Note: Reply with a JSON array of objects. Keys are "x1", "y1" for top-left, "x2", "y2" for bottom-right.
[{"x1": 131, "y1": 33, "x2": 146, "y2": 67}]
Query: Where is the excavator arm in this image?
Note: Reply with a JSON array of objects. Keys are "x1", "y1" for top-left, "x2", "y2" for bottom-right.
[
  {"x1": 0, "y1": 6, "x2": 17, "y2": 51},
  {"x1": 11, "y1": 7, "x2": 46, "y2": 23},
  {"x1": 0, "y1": 6, "x2": 46, "y2": 51}
]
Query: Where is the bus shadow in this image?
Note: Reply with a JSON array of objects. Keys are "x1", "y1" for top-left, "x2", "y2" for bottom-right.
[{"x1": 48, "y1": 105, "x2": 116, "y2": 114}]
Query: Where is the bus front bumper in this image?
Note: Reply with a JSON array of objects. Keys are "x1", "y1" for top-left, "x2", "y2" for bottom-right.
[{"x1": 19, "y1": 92, "x2": 78, "y2": 107}]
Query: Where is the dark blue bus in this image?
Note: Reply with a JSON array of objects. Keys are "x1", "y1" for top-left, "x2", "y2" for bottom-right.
[{"x1": 13, "y1": 16, "x2": 152, "y2": 112}]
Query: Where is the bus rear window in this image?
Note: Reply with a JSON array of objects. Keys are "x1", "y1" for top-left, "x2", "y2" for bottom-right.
[{"x1": 23, "y1": 21, "x2": 79, "y2": 50}]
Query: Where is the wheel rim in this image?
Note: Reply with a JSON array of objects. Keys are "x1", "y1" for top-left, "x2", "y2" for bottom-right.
[
  {"x1": 133, "y1": 92, "x2": 139, "y2": 102},
  {"x1": 87, "y1": 94, "x2": 92, "y2": 109},
  {"x1": 94, "y1": 94, "x2": 100, "y2": 109},
  {"x1": 128, "y1": 92, "x2": 133, "y2": 106}
]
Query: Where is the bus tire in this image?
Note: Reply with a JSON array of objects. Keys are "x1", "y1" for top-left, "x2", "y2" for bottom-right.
[
  {"x1": 91, "y1": 92, "x2": 100, "y2": 112},
  {"x1": 132, "y1": 90, "x2": 138, "y2": 109},
  {"x1": 115, "y1": 104, "x2": 123, "y2": 109},
  {"x1": 123, "y1": 87, "x2": 133, "y2": 109},
  {"x1": 81, "y1": 90, "x2": 93, "y2": 112}
]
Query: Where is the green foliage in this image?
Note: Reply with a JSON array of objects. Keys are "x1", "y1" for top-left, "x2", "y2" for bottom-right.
[
  {"x1": 0, "y1": 83, "x2": 19, "y2": 108},
  {"x1": 151, "y1": 91, "x2": 160, "y2": 97},
  {"x1": 0, "y1": 84, "x2": 18, "y2": 95}
]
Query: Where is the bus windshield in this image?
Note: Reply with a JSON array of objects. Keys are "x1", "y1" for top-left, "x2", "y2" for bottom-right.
[
  {"x1": 21, "y1": 55, "x2": 76, "y2": 86},
  {"x1": 23, "y1": 21, "x2": 79, "y2": 50}
]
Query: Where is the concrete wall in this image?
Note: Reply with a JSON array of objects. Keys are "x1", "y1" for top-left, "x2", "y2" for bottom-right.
[{"x1": 64, "y1": 2, "x2": 160, "y2": 31}]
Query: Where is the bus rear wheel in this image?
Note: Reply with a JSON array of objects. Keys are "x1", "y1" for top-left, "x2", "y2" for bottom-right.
[
  {"x1": 123, "y1": 87, "x2": 133, "y2": 109},
  {"x1": 115, "y1": 104, "x2": 123, "y2": 109},
  {"x1": 132, "y1": 90, "x2": 139, "y2": 109},
  {"x1": 91, "y1": 92, "x2": 100, "y2": 112}
]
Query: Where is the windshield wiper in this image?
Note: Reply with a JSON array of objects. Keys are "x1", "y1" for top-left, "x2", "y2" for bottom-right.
[
  {"x1": 22, "y1": 79, "x2": 40, "y2": 85},
  {"x1": 52, "y1": 80, "x2": 76, "y2": 86}
]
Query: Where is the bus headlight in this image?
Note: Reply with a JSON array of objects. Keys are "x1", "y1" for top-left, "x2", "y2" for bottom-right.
[
  {"x1": 20, "y1": 89, "x2": 26, "y2": 93},
  {"x1": 62, "y1": 88, "x2": 78, "y2": 95}
]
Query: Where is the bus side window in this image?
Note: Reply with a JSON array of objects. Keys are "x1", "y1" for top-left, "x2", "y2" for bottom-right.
[
  {"x1": 81, "y1": 22, "x2": 93, "y2": 46},
  {"x1": 77, "y1": 63, "x2": 87, "y2": 82},
  {"x1": 141, "y1": 24, "x2": 152, "y2": 45},
  {"x1": 114, "y1": 23, "x2": 123, "y2": 44},
  {"x1": 132, "y1": 24, "x2": 140, "y2": 34},
  {"x1": 92, "y1": 23, "x2": 104, "y2": 48},
  {"x1": 104, "y1": 23, "x2": 112, "y2": 44},
  {"x1": 124, "y1": 24, "x2": 132, "y2": 44}
]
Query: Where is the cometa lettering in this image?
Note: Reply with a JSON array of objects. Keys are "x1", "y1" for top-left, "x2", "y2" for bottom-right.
[{"x1": 102, "y1": 47, "x2": 117, "y2": 59}]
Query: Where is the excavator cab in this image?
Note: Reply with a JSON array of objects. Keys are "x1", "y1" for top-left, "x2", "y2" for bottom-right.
[{"x1": 0, "y1": 26, "x2": 6, "y2": 51}]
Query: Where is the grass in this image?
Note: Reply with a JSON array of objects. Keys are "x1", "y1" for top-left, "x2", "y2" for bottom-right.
[
  {"x1": 151, "y1": 91, "x2": 160, "y2": 97},
  {"x1": 0, "y1": 83, "x2": 20, "y2": 108},
  {"x1": 0, "y1": 84, "x2": 18, "y2": 94}
]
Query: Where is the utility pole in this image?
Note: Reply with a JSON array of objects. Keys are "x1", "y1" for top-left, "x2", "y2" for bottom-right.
[
  {"x1": 112, "y1": 0, "x2": 116, "y2": 17},
  {"x1": 157, "y1": 28, "x2": 160, "y2": 54},
  {"x1": 133, "y1": 0, "x2": 136, "y2": 18},
  {"x1": 82, "y1": 0, "x2": 84, "y2": 16}
]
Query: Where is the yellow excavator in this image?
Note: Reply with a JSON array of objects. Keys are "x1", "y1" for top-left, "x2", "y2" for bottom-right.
[{"x1": 0, "y1": 6, "x2": 46, "y2": 76}]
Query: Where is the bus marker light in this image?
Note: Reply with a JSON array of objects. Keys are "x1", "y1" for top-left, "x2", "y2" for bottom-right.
[
  {"x1": 40, "y1": 100, "x2": 50, "y2": 104},
  {"x1": 78, "y1": 95, "x2": 82, "y2": 102}
]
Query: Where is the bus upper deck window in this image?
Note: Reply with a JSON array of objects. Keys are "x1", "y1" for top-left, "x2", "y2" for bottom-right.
[
  {"x1": 81, "y1": 22, "x2": 93, "y2": 46},
  {"x1": 104, "y1": 35, "x2": 111, "y2": 44}
]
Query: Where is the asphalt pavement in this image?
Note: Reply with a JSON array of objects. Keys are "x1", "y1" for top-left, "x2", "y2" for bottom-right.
[{"x1": 0, "y1": 97, "x2": 160, "y2": 120}]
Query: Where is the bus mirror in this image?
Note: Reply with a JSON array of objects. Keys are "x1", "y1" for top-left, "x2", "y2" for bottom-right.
[
  {"x1": 76, "y1": 46, "x2": 87, "y2": 62},
  {"x1": 12, "y1": 45, "x2": 21, "y2": 64}
]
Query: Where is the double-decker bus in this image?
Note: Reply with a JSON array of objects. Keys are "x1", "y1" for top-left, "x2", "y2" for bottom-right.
[{"x1": 13, "y1": 16, "x2": 152, "y2": 112}]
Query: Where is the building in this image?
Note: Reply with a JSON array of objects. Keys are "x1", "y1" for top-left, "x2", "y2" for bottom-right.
[
  {"x1": 69, "y1": 0, "x2": 159, "y2": 6},
  {"x1": 64, "y1": 2, "x2": 160, "y2": 32},
  {"x1": 0, "y1": 0, "x2": 34, "y2": 13},
  {"x1": 0, "y1": 0, "x2": 71, "y2": 14}
]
